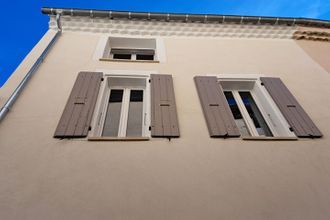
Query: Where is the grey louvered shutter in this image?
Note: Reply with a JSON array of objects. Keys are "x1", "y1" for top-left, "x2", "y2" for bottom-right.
[
  {"x1": 150, "y1": 74, "x2": 180, "y2": 137},
  {"x1": 194, "y1": 76, "x2": 240, "y2": 137},
  {"x1": 54, "y1": 72, "x2": 103, "y2": 138},
  {"x1": 260, "y1": 77, "x2": 322, "y2": 138}
]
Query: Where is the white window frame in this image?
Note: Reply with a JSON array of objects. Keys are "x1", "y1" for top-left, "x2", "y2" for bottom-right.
[
  {"x1": 215, "y1": 74, "x2": 296, "y2": 138},
  {"x1": 89, "y1": 72, "x2": 151, "y2": 138},
  {"x1": 93, "y1": 35, "x2": 166, "y2": 63},
  {"x1": 109, "y1": 50, "x2": 153, "y2": 61}
]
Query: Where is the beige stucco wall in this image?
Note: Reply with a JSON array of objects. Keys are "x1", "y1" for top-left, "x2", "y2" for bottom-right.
[
  {"x1": 295, "y1": 40, "x2": 330, "y2": 74},
  {"x1": 294, "y1": 26, "x2": 330, "y2": 73},
  {"x1": 1, "y1": 30, "x2": 330, "y2": 220}
]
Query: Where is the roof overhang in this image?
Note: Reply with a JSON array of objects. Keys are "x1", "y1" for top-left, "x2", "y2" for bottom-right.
[{"x1": 42, "y1": 7, "x2": 330, "y2": 29}]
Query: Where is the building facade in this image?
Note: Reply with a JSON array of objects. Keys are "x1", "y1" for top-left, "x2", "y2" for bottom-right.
[{"x1": 0, "y1": 7, "x2": 330, "y2": 219}]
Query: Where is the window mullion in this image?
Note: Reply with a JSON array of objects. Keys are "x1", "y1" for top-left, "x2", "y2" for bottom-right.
[
  {"x1": 233, "y1": 91, "x2": 259, "y2": 136},
  {"x1": 118, "y1": 88, "x2": 130, "y2": 137},
  {"x1": 132, "y1": 54, "x2": 137, "y2": 61}
]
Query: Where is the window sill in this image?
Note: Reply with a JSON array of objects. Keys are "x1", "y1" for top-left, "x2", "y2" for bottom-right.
[
  {"x1": 99, "y1": 58, "x2": 160, "y2": 63},
  {"x1": 88, "y1": 136, "x2": 150, "y2": 141},
  {"x1": 242, "y1": 136, "x2": 298, "y2": 141}
]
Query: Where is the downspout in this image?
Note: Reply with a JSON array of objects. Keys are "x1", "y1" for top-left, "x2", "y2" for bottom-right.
[{"x1": 0, "y1": 13, "x2": 62, "y2": 122}]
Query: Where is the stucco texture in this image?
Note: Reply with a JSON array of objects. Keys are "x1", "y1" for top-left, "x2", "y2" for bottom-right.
[
  {"x1": 296, "y1": 40, "x2": 330, "y2": 74},
  {"x1": 1, "y1": 31, "x2": 330, "y2": 220}
]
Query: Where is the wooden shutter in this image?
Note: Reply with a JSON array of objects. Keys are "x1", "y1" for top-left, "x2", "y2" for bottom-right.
[
  {"x1": 150, "y1": 74, "x2": 180, "y2": 137},
  {"x1": 260, "y1": 77, "x2": 322, "y2": 138},
  {"x1": 194, "y1": 76, "x2": 240, "y2": 137},
  {"x1": 54, "y1": 72, "x2": 103, "y2": 138}
]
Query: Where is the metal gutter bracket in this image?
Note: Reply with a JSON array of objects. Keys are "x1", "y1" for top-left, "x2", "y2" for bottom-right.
[{"x1": 56, "y1": 11, "x2": 62, "y2": 32}]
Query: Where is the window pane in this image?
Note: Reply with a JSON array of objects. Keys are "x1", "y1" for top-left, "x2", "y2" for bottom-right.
[
  {"x1": 102, "y1": 90, "x2": 123, "y2": 137},
  {"x1": 136, "y1": 54, "x2": 154, "y2": 61},
  {"x1": 239, "y1": 92, "x2": 273, "y2": 137},
  {"x1": 113, "y1": 53, "x2": 131, "y2": 60},
  {"x1": 126, "y1": 90, "x2": 144, "y2": 137},
  {"x1": 224, "y1": 91, "x2": 250, "y2": 136}
]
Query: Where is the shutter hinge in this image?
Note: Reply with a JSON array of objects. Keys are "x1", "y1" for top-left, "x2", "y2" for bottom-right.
[
  {"x1": 309, "y1": 134, "x2": 315, "y2": 139},
  {"x1": 149, "y1": 79, "x2": 151, "y2": 83},
  {"x1": 149, "y1": 126, "x2": 151, "y2": 131},
  {"x1": 289, "y1": 127, "x2": 294, "y2": 132},
  {"x1": 260, "y1": 82, "x2": 264, "y2": 86},
  {"x1": 101, "y1": 78, "x2": 104, "y2": 81}
]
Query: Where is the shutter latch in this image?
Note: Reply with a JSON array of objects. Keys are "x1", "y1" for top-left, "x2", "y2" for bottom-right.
[{"x1": 74, "y1": 98, "x2": 86, "y2": 104}]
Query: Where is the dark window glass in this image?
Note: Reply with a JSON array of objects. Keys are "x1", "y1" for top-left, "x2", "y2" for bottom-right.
[
  {"x1": 224, "y1": 91, "x2": 250, "y2": 136},
  {"x1": 136, "y1": 54, "x2": 154, "y2": 61},
  {"x1": 129, "y1": 90, "x2": 144, "y2": 102},
  {"x1": 126, "y1": 90, "x2": 144, "y2": 136},
  {"x1": 102, "y1": 89, "x2": 123, "y2": 137},
  {"x1": 113, "y1": 53, "x2": 131, "y2": 60},
  {"x1": 239, "y1": 92, "x2": 273, "y2": 137}
]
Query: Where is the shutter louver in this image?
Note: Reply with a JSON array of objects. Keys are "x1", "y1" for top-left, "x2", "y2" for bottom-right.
[
  {"x1": 150, "y1": 74, "x2": 180, "y2": 137},
  {"x1": 54, "y1": 72, "x2": 103, "y2": 138},
  {"x1": 194, "y1": 76, "x2": 240, "y2": 137},
  {"x1": 260, "y1": 77, "x2": 322, "y2": 138}
]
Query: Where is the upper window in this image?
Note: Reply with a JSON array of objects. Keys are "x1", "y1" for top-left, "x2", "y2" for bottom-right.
[
  {"x1": 111, "y1": 48, "x2": 155, "y2": 61},
  {"x1": 101, "y1": 37, "x2": 158, "y2": 62}
]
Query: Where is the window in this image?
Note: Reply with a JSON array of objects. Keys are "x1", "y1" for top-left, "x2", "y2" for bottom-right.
[
  {"x1": 219, "y1": 77, "x2": 295, "y2": 138},
  {"x1": 194, "y1": 75, "x2": 314, "y2": 139},
  {"x1": 102, "y1": 89, "x2": 144, "y2": 137},
  {"x1": 136, "y1": 54, "x2": 154, "y2": 61},
  {"x1": 54, "y1": 71, "x2": 180, "y2": 139},
  {"x1": 224, "y1": 91, "x2": 273, "y2": 137},
  {"x1": 113, "y1": 53, "x2": 132, "y2": 60},
  {"x1": 101, "y1": 37, "x2": 158, "y2": 62},
  {"x1": 93, "y1": 76, "x2": 150, "y2": 138},
  {"x1": 110, "y1": 48, "x2": 155, "y2": 61}
]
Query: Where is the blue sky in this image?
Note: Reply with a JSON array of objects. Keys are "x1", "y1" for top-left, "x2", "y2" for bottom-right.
[{"x1": 0, "y1": 0, "x2": 329, "y2": 87}]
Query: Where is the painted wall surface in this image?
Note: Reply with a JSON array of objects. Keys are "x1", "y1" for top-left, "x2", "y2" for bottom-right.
[
  {"x1": 0, "y1": 30, "x2": 330, "y2": 220},
  {"x1": 296, "y1": 40, "x2": 330, "y2": 74},
  {"x1": 294, "y1": 27, "x2": 330, "y2": 74}
]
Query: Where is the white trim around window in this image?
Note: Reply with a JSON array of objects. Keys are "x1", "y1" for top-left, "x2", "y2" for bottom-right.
[
  {"x1": 93, "y1": 35, "x2": 166, "y2": 63},
  {"x1": 89, "y1": 70, "x2": 153, "y2": 139},
  {"x1": 212, "y1": 74, "x2": 296, "y2": 138}
]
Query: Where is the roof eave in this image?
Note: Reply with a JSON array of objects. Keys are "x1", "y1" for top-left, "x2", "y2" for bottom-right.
[{"x1": 41, "y1": 7, "x2": 330, "y2": 29}]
